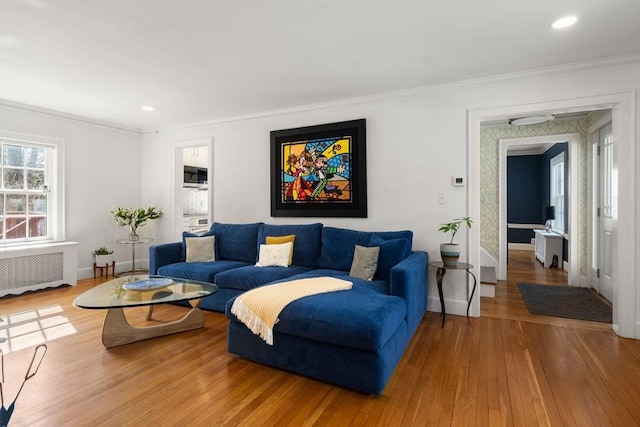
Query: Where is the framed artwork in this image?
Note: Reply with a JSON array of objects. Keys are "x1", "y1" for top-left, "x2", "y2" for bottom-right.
[{"x1": 270, "y1": 119, "x2": 367, "y2": 217}]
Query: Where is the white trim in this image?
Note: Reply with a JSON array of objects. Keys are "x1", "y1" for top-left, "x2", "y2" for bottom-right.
[
  {"x1": 171, "y1": 137, "x2": 214, "y2": 241},
  {"x1": 550, "y1": 151, "x2": 566, "y2": 233},
  {"x1": 0, "y1": 130, "x2": 66, "y2": 243},
  {"x1": 589, "y1": 111, "x2": 613, "y2": 134},
  {"x1": 498, "y1": 133, "x2": 579, "y2": 285},
  {"x1": 507, "y1": 223, "x2": 545, "y2": 230},
  {"x1": 480, "y1": 247, "x2": 498, "y2": 270},
  {"x1": 1, "y1": 55, "x2": 637, "y2": 136},
  {"x1": 469, "y1": 91, "x2": 637, "y2": 339},
  {"x1": 144, "y1": 54, "x2": 640, "y2": 134},
  {"x1": 509, "y1": 243, "x2": 534, "y2": 251},
  {"x1": 506, "y1": 143, "x2": 557, "y2": 156},
  {"x1": 0, "y1": 99, "x2": 141, "y2": 134}
]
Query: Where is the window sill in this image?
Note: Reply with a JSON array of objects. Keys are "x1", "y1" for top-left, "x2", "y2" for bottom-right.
[{"x1": 0, "y1": 240, "x2": 77, "y2": 253}]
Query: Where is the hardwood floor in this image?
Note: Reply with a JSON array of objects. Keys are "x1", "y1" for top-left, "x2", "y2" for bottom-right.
[{"x1": 1, "y1": 251, "x2": 638, "y2": 426}]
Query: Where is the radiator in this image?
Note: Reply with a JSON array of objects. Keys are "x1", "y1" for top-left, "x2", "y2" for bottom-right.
[{"x1": 0, "y1": 241, "x2": 78, "y2": 297}]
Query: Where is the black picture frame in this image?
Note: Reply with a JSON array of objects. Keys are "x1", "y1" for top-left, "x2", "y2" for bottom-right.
[{"x1": 270, "y1": 119, "x2": 367, "y2": 217}]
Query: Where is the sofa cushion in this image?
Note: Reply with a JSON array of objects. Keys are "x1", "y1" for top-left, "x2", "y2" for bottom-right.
[
  {"x1": 226, "y1": 272, "x2": 406, "y2": 352},
  {"x1": 257, "y1": 223, "x2": 323, "y2": 268},
  {"x1": 297, "y1": 268, "x2": 390, "y2": 294},
  {"x1": 215, "y1": 264, "x2": 313, "y2": 291},
  {"x1": 157, "y1": 260, "x2": 250, "y2": 283},
  {"x1": 209, "y1": 222, "x2": 262, "y2": 263},
  {"x1": 369, "y1": 235, "x2": 410, "y2": 281},
  {"x1": 317, "y1": 227, "x2": 413, "y2": 272}
]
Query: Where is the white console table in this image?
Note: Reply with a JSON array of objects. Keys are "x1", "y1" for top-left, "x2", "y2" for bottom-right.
[{"x1": 534, "y1": 230, "x2": 563, "y2": 268}]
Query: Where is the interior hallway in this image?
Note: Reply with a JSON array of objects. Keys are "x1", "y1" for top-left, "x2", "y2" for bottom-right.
[{"x1": 482, "y1": 249, "x2": 611, "y2": 331}]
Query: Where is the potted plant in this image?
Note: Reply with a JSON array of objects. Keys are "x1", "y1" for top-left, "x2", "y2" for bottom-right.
[
  {"x1": 93, "y1": 246, "x2": 114, "y2": 267},
  {"x1": 438, "y1": 216, "x2": 472, "y2": 266},
  {"x1": 111, "y1": 206, "x2": 163, "y2": 241}
]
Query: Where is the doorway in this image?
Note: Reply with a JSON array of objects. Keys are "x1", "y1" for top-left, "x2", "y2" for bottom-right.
[
  {"x1": 468, "y1": 91, "x2": 636, "y2": 338},
  {"x1": 172, "y1": 137, "x2": 213, "y2": 240},
  {"x1": 498, "y1": 133, "x2": 579, "y2": 285}
]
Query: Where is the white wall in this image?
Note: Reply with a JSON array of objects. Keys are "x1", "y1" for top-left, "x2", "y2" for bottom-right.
[
  {"x1": 1, "y1": 56, "x2": 636, "y2": 337},
  {"x1": 0, "y1": 105, "x2": 143, "y2": 278},
  {"x1": 141, "y1": 56, "x2": 639, "y2": 337}
]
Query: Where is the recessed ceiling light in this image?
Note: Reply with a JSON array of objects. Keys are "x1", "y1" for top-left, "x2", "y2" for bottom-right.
[
  {"x1": 141, "y1": 106, "x2": 155, "y2": 112},
  {"x1": 551, "y1": 16, "x2": 578, "y2": 29},
  {"x1": 509, "y1": 115, "x2": 555, "y2": 126}
]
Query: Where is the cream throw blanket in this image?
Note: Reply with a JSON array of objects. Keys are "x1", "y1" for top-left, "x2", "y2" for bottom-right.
[{"x1": 230, "y1": 277, "x2": 352, "y2": 345}]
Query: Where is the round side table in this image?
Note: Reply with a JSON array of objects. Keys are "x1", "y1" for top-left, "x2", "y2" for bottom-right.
[
  {"x1": 429, "y1": 261, "x2": 477, "y2": 328},
  {"x1": 116, "y1": 238, "x2": 153, "y2": 277}
]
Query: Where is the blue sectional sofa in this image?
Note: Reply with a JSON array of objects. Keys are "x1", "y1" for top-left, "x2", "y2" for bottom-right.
[{"x1": 149, "y1": 222, "x2": 428, "y2": 394}]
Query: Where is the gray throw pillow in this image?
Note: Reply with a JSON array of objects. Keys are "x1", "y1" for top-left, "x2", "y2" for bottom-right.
[
  {"x1": 185, "y1": 235, "x2": 216, "y2": 262},
  {"x1": 349, "y1": 245, "x2": 380, "y2": 281}
]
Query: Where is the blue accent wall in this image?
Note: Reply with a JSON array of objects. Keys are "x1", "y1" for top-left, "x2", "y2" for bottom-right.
[
  {"x1": 507, "y1": 155, "x2": 542, "y2": 245},
  {"x1": 507, "y1": 155, "x2": 543, "y2": 224}
]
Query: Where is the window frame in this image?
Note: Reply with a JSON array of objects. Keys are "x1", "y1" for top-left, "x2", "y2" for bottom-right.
[
  {"x1": 550, "y1": 151, "x2": 566, "y2": 234},
  {"x1": 0, "y1": 131, "x2": 65, "y2": 245}
]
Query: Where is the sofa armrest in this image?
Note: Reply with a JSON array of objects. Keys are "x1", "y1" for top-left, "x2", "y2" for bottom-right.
[
  {"x1": 149, "y1": 242, "x2": 183, "y2": 275},
  {"x1": 389, "y1": 250, "x2": 428, "y2": 338}
]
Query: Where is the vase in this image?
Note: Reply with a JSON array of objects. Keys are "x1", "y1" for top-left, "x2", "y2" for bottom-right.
[
  {"x1": 440, "y1": 243, "x2": 460, "y2": 266},
  {"x1": 129, "y1": 225, "x2": 139, "y2": 241},
  {"x1": 95, "y1": 254, "x2": 113, "y2": 267}
]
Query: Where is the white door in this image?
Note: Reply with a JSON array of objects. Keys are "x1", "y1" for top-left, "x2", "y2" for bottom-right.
[{"x1": 594, "y1": 122, "x2": 614, "y2": 302}]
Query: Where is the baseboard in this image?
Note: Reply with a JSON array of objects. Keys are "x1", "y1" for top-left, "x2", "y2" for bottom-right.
[
  {"x1": 480, "y1": 283, "x2": 495, "y2": 298},
  {"x1": 427, "y1": 296, "x2": 476, "y2": 318},
  {"x1": 77, "y1": 259, "x2": 148, "y2": 280},
  {"x1": 508, "y1": 243, "x2": 534, "y2": 251},
  {"x1": 480, "y1": 248, "x2": 498, "y2": 269}
]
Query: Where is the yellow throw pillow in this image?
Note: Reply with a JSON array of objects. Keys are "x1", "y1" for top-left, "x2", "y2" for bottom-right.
[{"x1": 266, "y1": 234, "x2": 296, "y2": 265}]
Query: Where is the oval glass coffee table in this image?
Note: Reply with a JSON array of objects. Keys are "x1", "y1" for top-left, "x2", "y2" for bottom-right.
[{"x1": 74, "y1": 275, "x2": 217, "y2": 348}]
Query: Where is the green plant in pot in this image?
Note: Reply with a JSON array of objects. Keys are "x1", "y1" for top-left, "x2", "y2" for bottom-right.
[
  {"x1": 111, "y1": 206, "x2": 163, "y2": 241},
  {"x1": 438, "y1": 216, "x2": 472, "y2": 266},
  {"x1": 92, "y1": 246, "x2": 114, "y2": 267}
]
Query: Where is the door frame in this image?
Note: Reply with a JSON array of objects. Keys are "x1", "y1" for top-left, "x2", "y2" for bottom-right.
[
  {"x1": 588, "y1": 112, "x2": 613, "y2": 296},
  {"x1": 468, "y1": 91, "x2": 637, "y2": 338},
  {"x1": 498, "y1": 133, "x2": 580, "y2": 285},
  {"x1": 171, "y1": 136, "x2": 213, "y2": 241}
]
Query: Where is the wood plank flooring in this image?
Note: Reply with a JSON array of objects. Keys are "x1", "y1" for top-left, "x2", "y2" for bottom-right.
[{"x1": 1, "y1": 250, "x2": 638, "y2": 426}]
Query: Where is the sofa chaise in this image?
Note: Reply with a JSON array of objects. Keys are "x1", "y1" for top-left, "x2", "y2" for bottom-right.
[{"x1": 149, "y1": 222, "x2": 428, "y2": 394}]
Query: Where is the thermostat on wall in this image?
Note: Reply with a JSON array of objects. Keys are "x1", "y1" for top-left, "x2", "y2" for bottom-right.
[{"x1": 452, "y1": 177, "x2": 465, "y2": 187}]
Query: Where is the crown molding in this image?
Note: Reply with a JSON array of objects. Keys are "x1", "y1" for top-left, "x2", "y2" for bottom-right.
[
  {"x1": 2, "y1": 53, "x2": 637, "y2": 136},
  {"x1": 0, "y1": 99, "x2": 142, "y2": 134},
  {"x1": 145, "y1": 53, "x2": 639, "y2": 134}
]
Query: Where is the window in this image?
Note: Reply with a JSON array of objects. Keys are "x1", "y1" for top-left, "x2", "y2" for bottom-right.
[
  {"x1": 550, "y1": 152, "x2": 565, "y2": 233},
  {"x1": 0, "y1": 132, "x2": 64, "y2": 244}
]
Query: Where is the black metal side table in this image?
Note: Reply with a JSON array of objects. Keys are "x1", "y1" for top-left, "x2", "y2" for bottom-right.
[{"x1": 429, "y1": 261, "x2": 477, "y2": 327}]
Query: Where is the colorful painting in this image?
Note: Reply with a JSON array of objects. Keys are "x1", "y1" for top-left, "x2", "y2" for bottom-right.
[{"x1": 270, "y1": 119, "x2": 367, "y2": 217}]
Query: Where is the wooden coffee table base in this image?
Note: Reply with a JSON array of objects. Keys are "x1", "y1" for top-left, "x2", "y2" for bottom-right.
[{"x1": 101, "y1": 304, "x2": 205, "y2": 348}]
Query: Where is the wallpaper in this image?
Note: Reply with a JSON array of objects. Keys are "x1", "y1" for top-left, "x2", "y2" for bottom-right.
[{"x1": 480, "y1": 112, "x2": 610, "y2": 278}]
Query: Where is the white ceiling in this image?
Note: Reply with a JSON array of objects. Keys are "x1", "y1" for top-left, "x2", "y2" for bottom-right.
[{"x1": 1, "y1": 1, "x2": 639, "y2": 132}]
